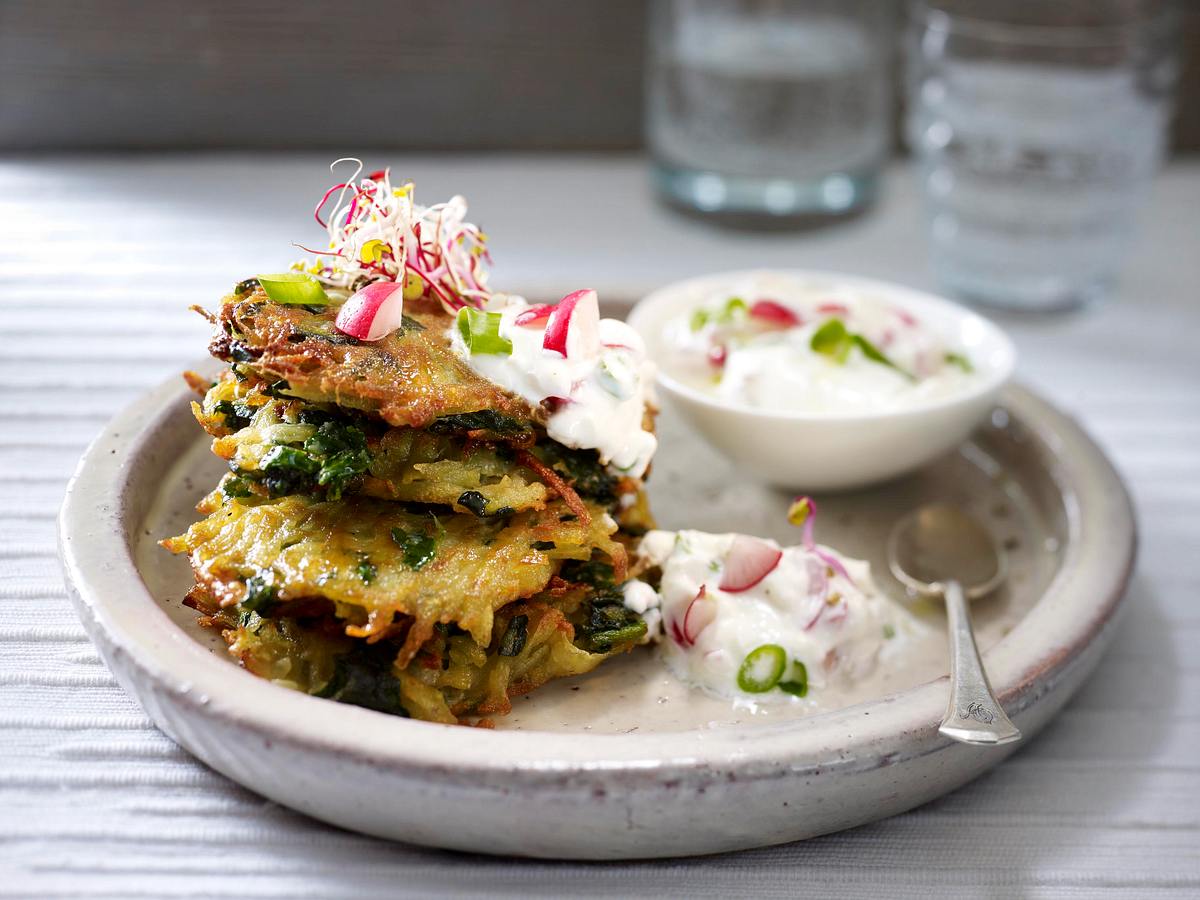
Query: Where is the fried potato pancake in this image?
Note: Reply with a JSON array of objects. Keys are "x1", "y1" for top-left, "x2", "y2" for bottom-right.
[
  {"x1": 210, "y1": 290, "x2": 542, "y2": 431},
  {"x1": 194, "y1": 585, "x2": 642, "y2": 725},
  {"x1": 163, "y1": 493, "x2": 626, "y2": 663}
]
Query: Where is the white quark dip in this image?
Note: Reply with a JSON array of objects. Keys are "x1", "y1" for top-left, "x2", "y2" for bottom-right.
[
  {"x1": 449, "y1": 292, "x2": 658, "y2": 477},
  {"x1": 663, "y1": 277, "x2": 979, "y2": 415},
  {"x1": 629, "y1": 529, "x2": 924, "y2": 702}
]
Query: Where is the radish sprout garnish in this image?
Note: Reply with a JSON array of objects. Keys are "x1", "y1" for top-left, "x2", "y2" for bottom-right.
[
  {"x1": 303, "y1": 158, "x2": 493, "y2": 316},
  {"x1": 788, "y1": 496, "x2": 854, "y2": 584}
]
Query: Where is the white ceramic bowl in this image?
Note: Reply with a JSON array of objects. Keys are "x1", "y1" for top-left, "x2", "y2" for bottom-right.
[{"x1": 628, "y1": 270, "x2": 1016, "y2": 491}]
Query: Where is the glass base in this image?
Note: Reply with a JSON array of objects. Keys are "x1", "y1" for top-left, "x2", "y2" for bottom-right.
[
  {"x1": 652, "y1": 162, "x2": 879, "y2": 227},
  {"x1": 933, "y1": 262, "x2": 1114, "y2": 314}
]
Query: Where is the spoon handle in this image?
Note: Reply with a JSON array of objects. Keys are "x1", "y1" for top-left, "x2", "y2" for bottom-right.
[{"x1": 939, "y1": 580, "x2": 1021, "y2": 745}]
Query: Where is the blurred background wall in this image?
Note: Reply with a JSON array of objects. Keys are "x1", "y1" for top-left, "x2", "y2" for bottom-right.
[{"x1": 0, "y1": 0, "x2": 1196, "y2": 153}]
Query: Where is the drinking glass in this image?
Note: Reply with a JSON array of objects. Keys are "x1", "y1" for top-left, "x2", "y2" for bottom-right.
[
  {"x1": 647, "y1": 0, "x2": 893, "y2": 224},
  {"x1": 907, "y1": 0, "x2": 1178, "y2": 311}
]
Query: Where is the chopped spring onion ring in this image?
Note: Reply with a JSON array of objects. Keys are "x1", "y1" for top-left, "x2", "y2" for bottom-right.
[
  {"x1": 257, "y1": 273, "x2": 329, "y2": 306},
  {"x1": 778, "y1": 660, "x2": 809, "y2": 697},
  {"x1": 456, "y1": 307, "x2": 512, "y2": 355},
  {"x1": 737, "y1": 644, "x2": 787, "y2": 693}
]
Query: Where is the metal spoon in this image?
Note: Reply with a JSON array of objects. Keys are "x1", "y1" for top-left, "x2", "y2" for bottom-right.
[{"x1": 888, "y1": 503, "x2": 1021, "y2": 746}]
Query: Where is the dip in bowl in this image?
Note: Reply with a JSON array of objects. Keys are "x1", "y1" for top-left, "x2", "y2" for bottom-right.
[{"x1": 628, "y1": 270, "x2": 1015, "y2": 490}]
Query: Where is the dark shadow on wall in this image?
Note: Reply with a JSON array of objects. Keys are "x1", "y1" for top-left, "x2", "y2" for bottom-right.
[{"x1": 3, "y1": 1, "x2": 1199, "y2": 154}]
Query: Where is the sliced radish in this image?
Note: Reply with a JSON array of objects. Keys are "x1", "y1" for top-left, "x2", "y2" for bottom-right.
[
  {"x1": 669, "y1": 619, "x2": 688, "y2": 647},
  {"x1": 334, "y1": 281, "x2": 405, "y2": 341},
  {"x1": 670, "y1": 585, "x2": 715, "y2": 648},
  {"x1": 514, "y1": 304, "x2": 556, "y2": 327},
  {"x1": 707, "y1": 343, "x2": 727, "y2": 367},
  {"x1": 749, "y1": 299, "x2": 801, "y2": 328},
  {"x1": 894, "y1": 307, "x2": 918, "y2": 328},
  {"x1": 543, "y1": 289, "x2": 600, "y2": 359},
  {"x1": 682, "y1": 585, "x2": 716, "y2": 644},
  {"x1": 719, "y1": 535, "x2": 783, "y2": 593},
  {"x1": 817, "y1": 301, "x2": 849, "y2": 316}
]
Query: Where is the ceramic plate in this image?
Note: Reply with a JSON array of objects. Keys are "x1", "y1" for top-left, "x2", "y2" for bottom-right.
[{"x1": 59, "y1": 363, "x2": 1135, "y2": 859}]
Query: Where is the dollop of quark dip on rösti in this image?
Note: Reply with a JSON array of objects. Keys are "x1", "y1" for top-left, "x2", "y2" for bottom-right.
[
  {"x1": 449, "y1": 290, "x2": 658, "y2": 478},
  {"x1": 625, "y1": 528, "x2": 924, "y2": 702}
]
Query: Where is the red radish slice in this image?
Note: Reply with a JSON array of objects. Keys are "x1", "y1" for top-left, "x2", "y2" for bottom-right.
[
  {"x1": 749, "y1": 299, "x2": 801, "y2": 327},
  {"x1": 514, "y1": 304, "x2": 556, "y2": 327},
  {"x1": 682, "y1": 585, "x2": 716, "y2": 644},
  {"x1": 334, "y1": 281, "x2": 405, "y2": 341},
  {"x1": 543, "y1": 289, "x2": 600, "y2": 359},
  {"x1": 707, "y1": 343, "x2": 727, "y2": 367},
  {"x1": 894, "y1": 307, "x2": 918, "y2": 327},
  {"x1": 669, "y1": 619, "x2": 688, "y2": 647},
  {"x1": 817, "y1": 301, "x2": 849, "y2": 316},
  {"x1": 719, "y1": 535, "x2": 783, "y2": 593},
  {"x1": 670, "y1": 585, "x2": 715, "y2": 648}
]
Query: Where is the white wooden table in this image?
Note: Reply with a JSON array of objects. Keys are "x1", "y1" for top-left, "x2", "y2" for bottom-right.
[{"x1": 2, "y1": 155, "x2": 1197, "y2": 898}]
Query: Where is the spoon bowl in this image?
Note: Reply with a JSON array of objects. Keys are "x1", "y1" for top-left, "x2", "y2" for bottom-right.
[
  {"x1": 889, "y1": 503, "x2": 1007, "y2": 598},
  {"x1": 889, "y1": 504, "x2": 1021, "y2": 746}
]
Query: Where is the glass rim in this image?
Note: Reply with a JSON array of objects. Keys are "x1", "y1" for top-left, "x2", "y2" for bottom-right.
[{"x1": 911, "y1": 2, "x2": 1178, "y2": 48}]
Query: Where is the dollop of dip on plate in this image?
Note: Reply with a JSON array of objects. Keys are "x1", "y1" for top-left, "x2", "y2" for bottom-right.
[
  {"x1": 662, "y1": 277, "x2": 978, "y2": 415},
  {"x1": 627, "y1": 527, "x2": 923, "y2": 702},
  {"x1": 449, "y1": 289, "x2": 658, "y2": 477}
]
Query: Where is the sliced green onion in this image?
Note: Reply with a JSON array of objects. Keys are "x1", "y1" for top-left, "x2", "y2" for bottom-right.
[
  {"x1": 718, "y1": 296, "x2": 747, "y2": 323},
  {"x1": 737, "y1": 644, "x2": 787, "y2": 693},
  {"x1": 690, "y1": 308, "x2": 710, "y2": 332},
  {"x1": 456, "y1": 307, "x2": 513, "y2": 355},
  {"x1": 810, "y1": 318, "x2": 852, "y2": 361},
  {"x1": 852, "y1": 334, "x2": 909, "y2": 378},
  {"x1": 944, "y1": 351, "x2": 974, "y2": 373},
  {"x1": 778, "y1": 660, "x2": 809, "y2": 697},
  {"x1": 257, "y1": 273, "x2": 329, "y2": 307},
  {"x1": 810, "y1": 318, "x2": 913, "y2": 380}
]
